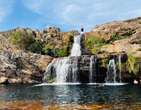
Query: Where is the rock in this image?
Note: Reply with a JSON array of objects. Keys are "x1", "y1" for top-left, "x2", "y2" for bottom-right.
[
  {"x1": 0, "y1": 76, "x2": 8, "y2": 84},
  {"x1": 0, "y1": 52, "x2": 53, "y2": 84},
  {"x1": 84, "y1": 17, "x2": 141, "y2": 58},
  {"x1": 134, "y1": 80, "x2": 139, "y2": 84},
  {"x1": 8, "y1": 78, "x2": 22, "y2": 84}
]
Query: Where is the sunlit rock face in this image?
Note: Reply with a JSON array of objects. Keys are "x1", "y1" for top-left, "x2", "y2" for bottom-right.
[{"x1": 85, "y1": 17, "x2": 141, "y2": 58}]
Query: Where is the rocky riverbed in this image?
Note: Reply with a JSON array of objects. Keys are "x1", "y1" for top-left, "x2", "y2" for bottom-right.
[{"x1": 0, "y1": 101, "x2": 141, "y2": 110}]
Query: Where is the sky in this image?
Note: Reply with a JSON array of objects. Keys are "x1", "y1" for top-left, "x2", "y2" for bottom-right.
[{"x1": 0, "y1": 0, "x2": 141, "y2": 32}]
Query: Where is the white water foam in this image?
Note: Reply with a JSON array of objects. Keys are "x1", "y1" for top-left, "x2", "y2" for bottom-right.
[
  {"x1": 70, "y1": 35, "x2": 82, "y2": 56},
  {"x1": 34, "y1": 83, "x2": 81, "y2": 86}
]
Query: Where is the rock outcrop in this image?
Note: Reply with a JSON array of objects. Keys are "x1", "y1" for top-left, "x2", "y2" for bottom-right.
[
  {"x1": 84, "y1": 17, "x2": 141, "y2": 57},
  {"x1": 0, "y1": 52, "x2": 52, "y2": 84}
]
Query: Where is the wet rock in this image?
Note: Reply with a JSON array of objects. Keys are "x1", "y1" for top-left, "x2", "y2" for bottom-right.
[{"x1": 8, "y1": 78, "x2": 22, "y2": 84}]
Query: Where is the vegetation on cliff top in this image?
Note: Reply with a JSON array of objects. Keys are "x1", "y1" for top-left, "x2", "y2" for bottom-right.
[{"x1": 8, "y1": 28, "x2": 75, "y2": 57}]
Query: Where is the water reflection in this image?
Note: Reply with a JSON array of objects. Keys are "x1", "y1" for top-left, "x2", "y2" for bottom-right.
[{"x1": 0, "y1": 84, "x2": 141, "y2": 105}]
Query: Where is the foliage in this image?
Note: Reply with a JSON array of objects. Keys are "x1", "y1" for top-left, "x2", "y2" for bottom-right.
[
  {"x1": 109, "y1": 34, "x2": 122, "y2": 42},
  {"x1": 42, "y1": 45, "x2": 68, "y2": 57},
  {"x1": 27, "y1": 40, "x2": 43, "y2": 53},
  {"x1": 10, "y1": 31, "x2": 35, "y2": 50},
  {"x1": 10, "y1": 31, "x2": 44, "y2": 53},
  {"x1": 108, "y1": 33, "x2": 131, "y2": 43},
  {"x1": 100, "y1": 58, "x2": 108, "y2": 68},
  {"x1": 85, "y1": 35, "x2": 107, "y2": 54},
  {"x1": 127, "y1": 54, "x2": 139, "y2": 74},
  {"x1": 9, "y1": 31, "x2": 74, "y2": 57},
  {"x1": 55, "y1": 47, "x2": 68, "y2": 57}
]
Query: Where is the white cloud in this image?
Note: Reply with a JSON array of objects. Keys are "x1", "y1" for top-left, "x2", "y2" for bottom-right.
[
  {"x1": 22, "y1": 0, "x2": 141, "y2": 30},
  {"x1": 0, "y1": 0, "x2": 14, "y2": 23}
]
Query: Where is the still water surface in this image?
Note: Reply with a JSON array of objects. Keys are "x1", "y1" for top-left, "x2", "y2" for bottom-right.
[{"x1": 0, "y1": 84, "x2": 141, "y2": 105}]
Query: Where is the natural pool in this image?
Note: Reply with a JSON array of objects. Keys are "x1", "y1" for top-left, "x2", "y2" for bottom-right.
[{"x1": 0, "y1": 84, "x2": 141, "y2": 109}]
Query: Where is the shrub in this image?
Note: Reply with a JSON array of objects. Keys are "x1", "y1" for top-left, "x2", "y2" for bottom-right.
[
  {"x1": 27, "y1": 40, "x2": 43, "y2": 53},
  {"x1": 108, "y1": 33, "x2": 130, "y2": 43},
  {"x1": 10, "y1": 31, "x2": 35, "y2": 50},
  {"x1": 55, "y1": 47, "x2": 68, "y2": 57},
  {"x1": 127, "y1": 54, "x2": 139, "y2": 74},
  {"x1": 85, "y1": 35, "x2": 107, "y2": 54},
  {"x1": 86, "y1": 35, "x2": 106, "y2": 49},
  {"x1": 42, "y1": 44, "x2": 68, "y2": 57}
]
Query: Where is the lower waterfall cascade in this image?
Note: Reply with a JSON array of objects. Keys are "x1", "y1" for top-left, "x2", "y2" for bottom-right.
[
  {"x1": 105, "y1": 55, "x2": 122, "y2": 84},
  {"x1": 105, "y1": 59, "x2": 117, "y2": 83},
  {"x1": 89, "y1": 56, "x2": 97, "y2": 83}
]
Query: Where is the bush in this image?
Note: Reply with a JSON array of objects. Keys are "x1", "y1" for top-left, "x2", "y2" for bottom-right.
[
  {"x1": 27, "y1": 40, "x2": 43, "y2": 53},
  {"x1": 85, "y1": 35, "x2": 107, "y2": 54},
  {"x1": 42, "y1": 44, "x2": 68, "y2": 57},
  {"x1": 127, "y1": 54, "x2": 139, "y2": 74},
  {"x1": 108, "y1": 33, "x2": 130, "y2": 43},
  {"x1": 55, "y1": 47, "x2": 68, "y2": 57},
  {"x1": 86, "y1": 35, "x2": 106, "y2": 49},
  {"x1": 110, "y1": 34, "x2": 121, "y2": 41},
  {"x1": 10, "y1": 31, "x2": 35, "y2": 49}
]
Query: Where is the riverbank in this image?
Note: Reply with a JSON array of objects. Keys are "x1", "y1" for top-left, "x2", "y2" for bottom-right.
[{"x1": 0, "y1": 101, "x2": 141, "y2": 110}]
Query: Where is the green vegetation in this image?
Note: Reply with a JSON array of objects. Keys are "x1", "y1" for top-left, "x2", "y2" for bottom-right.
[
  {"x1": 110, "y1": 34, "x2": 122, "y2": 41},
  {"x1": 10, "y1": 31, "x2": 35, "y2": 49},
  {"x1": 27, "y1": 40, "x2": 43, "y2": 53},
  {"x1": 85, "y1": 35, "x2": 107, "y2": 54},
  {"x1": 127, "y1": 54, "x2": 139, "y2": 74},
  {"x1": 55, "y1": 47, "x2": 68, "y2": 57},
  {"x1": 9, "y1": 31, "x2": 72, "y2": 57},
  {"x1": 108, "y1": 33, "x2": 132, "y2": 43},
  {"x1": 10, "y1": 31, "x2": 43, "y2": 54},
  {"x1": 42, "y1": 47, "x2": 68, "y2": 57}
]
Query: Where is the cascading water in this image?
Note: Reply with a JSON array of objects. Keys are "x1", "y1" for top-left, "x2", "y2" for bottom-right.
[
  {"x1": 118, "y1": 55, "x2": 122, "y2": 83},
  {"x1": 44, "y1": 34, "x2": 82, "y2": 83},
  {"x1": 70, "y1": 35, "x2": 82, "y2": 56},
  {"x1": 71, "y1": 57, "x2": 79, "y2": 82},
  {"x1": 55, "y1": 58, "x2": 71, "y2": 83},
  {"x1": 105, "y1": 59, "x2": 117, "y2": 83},
  {"x1": 89, "y1": 56, "x2": 97, "y2": 83}
]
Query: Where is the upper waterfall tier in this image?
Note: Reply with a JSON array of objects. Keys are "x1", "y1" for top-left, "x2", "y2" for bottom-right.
[{"x1": 70, "y1": 34, "x2": 82, "y2": 56}]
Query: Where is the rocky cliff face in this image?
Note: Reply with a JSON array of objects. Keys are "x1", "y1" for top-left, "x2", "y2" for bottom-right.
[
  {"x1": 0, "y1": 52, "x2": 53, "y2": 84},
  {"x1": 84, "y1": 17, "x2": 141, "y2": 57}
]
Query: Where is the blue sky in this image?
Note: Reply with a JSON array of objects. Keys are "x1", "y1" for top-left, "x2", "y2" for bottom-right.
[{"x1": 0, "y1": 0, "x2": 141, "y2": 31}]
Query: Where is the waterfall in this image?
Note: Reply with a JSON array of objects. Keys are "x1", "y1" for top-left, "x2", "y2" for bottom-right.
[
  {"x1": 44, "y1": 34, "x2": 82, "y2": 83},
  {"x1": 89, "y1": 56, "x2": 97, "y2": 83},
  {"x1": 55, "y1": 58, "x2": 71, "y2": 83},
  {"x1": 106, "y1": 59, "x2": 117, "y2": 83},
  {"x1": 71, "y1": 57, "x2": 79, "y2": 82},
  {"x1": 118, "y1": 55, "x2": 122, "y2": 82},
  {"x1": 70, "y1": 35, "x2": 82, "y2": 56}
]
